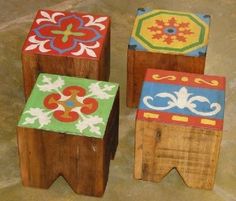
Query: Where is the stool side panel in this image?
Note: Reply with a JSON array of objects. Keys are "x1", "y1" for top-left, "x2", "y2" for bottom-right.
[
  {"x1": 17, "y1": 126, "x2": 109, "y2": 196},
  {"x1": 102, "y1": 91, "x2": 119, "y2": 187},
  {"x1": 98, "y1": 24, "x2": 110, "y2": 81},
  {"x1": 134, "y1": 120, "x2": 222, "y2": 189},
  {"x1": 134, "y1": 120, "x2": 144, "y2": 179},
  {"x1": 17, "y1": 127, "x2": 62, "y2": 188},
  {"x1": 22, "y1": 53, "x2": 100, "y2": 99},
  {"x1": 22, "y1": 53, "x2": 39, "y2": 99},
  {"x1": 74, "y1": 137, "x2": 105, "y2": 196}
]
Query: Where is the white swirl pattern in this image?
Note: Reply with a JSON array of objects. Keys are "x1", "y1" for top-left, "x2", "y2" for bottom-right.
[{"x1": 143, "y1": 87, "x2": 221, "y2": 117}]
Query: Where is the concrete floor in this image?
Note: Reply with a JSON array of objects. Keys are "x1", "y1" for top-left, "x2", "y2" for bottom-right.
[{"x1": 0, "y1": 0, "x2": 235, "y2": 200}]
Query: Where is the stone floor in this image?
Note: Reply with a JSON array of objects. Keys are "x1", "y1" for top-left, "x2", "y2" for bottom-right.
[{"x1": 0, "y1": 0, "x2": 235, "y2": 200}]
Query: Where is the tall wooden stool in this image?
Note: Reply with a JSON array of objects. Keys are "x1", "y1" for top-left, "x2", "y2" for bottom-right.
[
  {"x1": 135, "y1": 69, "x2": 225, "y2": 190},
  {"x1": 127, "y1": 8, "x2": 211, "y2": 107},
  {"x1": 22, "y1": 10, "x2": 110, "y2": 98},
  {"x1": 17, "y1": 73, "x2": 119, "y2": 197}
]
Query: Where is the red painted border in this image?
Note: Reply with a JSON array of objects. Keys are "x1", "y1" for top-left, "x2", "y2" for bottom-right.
[
  {"x1": 22, "y1": 9, "x2": 110, "y2": 60},
  {"x1": 145, "y1": 69, "x2": 225, "y2": 90},
  {"x1": 136, "y1": 109, "x2": 223, "y2": 131}
]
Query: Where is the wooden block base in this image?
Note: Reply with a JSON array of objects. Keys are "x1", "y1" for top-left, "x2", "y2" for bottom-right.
[
  {"x1": 134, "y1": 120, "x2": 222, "y2": 190},
  {"x1": 17, "y1": 93, "x2": 119, "y2": 197}
]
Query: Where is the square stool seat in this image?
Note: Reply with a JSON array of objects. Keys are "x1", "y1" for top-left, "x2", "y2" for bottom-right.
[
  {"x1": 22, "y1": 10, "x2": 110, "y2": 98},
  {"x1": 127, "y1": 8, "x2": 211, "y2": 107},
  {"x1": 134, "y1": 69, "x2": 225, "y2": 190},
  {"x1": 17, "y1": 73, "x2": 119, "y2": 197}
]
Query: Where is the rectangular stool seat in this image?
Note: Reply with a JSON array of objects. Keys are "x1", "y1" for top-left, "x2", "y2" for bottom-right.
[
  {"x1": 22, "y1": 10, "x2": 110, "y2": 98},
  {"x1": 127, "y1": 8, "x2": 211, "y2": 107},
  {"x1": 17, "y1": 74, "x2": 119, "y2": 196},
  {"x1": 135, "y1": 69, "x2": 225, "y2": 190}
]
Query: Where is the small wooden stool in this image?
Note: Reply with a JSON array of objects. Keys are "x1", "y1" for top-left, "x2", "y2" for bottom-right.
[
  {"x1": 127, "y1": 8, "x2": 211, "y2": 107},
  {"x1": 134, "y1": 69, "x2": 225, "y2": 190},
  {"x1": 22, "y1": 10, "x2": 110, "y2": 98},
  {"x1": 17, "y1": 73, "x2": 119, "y2": 197}
]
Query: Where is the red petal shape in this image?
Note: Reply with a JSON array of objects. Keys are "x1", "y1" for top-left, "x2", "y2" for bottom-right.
[
  {"x1": 155, "y1": 20, "x2": 165, "y2": 27},
  {"x1": 81, "y1": 97, "x2": 98, "y2": 114},
  {"x1": 164, "y1": 36, "x2": 173, "y2": 44},
  {"x1": 53, "y1": 110, "x2": 79, "y2": 122},
  {"x1": 44, "y1": 93, "x2": 61, "y2": 109},
  {"x1": 176, "y1": 35, "x2": 187, "y2": 42},
  {"x1": 168, "y1": 17, "x2": 177, "y2": 26},
  {"x1": 63, "y1": 86, "x2": 85, "y2": 97},
  {"x1": 178, "y1": 22, "x2": 190, "y2": 28},
  {"x1": 152, "y1": 33, "x2": 163, "y2": 40},
  {"x1": 182, "y1": 29, "x2": 193, "y2": 35},
  {"x1": 148, "y1": 26, "x2": 159, "y2": 32}
]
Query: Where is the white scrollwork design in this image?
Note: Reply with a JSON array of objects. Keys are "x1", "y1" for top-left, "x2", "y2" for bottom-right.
[
  {"x1": 25, "y1": 35, "x2": 50, "y2": 52},
  {"x1": 83, "y1": 15, "x2": 107, "y2": 30},
  {"x1": 143, "y1": 87, "x2": 221, "y2": 117},
  {"x1": 36, "y1": 10, "x2": 65, "y2": 24},
  {"x1": 71, "y1": 41, "x2": 100, "y2": 57}
]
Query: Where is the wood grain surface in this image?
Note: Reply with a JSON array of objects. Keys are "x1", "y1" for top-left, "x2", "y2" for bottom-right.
[
  {"x1": 17, "y1": 91, "x2": 119, "y2": 196},
  {"x1": 134, "y1": 120, "x2": 222, "y2": 190}
]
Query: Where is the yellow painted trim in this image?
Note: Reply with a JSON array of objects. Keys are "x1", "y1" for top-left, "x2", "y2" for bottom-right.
[
  {"x1": 144, "y1": 112, "x2": 159, "y2": 119},
  {"x1": 201, "y1": 119, "x2": 216, "y2": 126},
  {"x1": 172, "y1": 115, "x2": 189, "y2": 122},
  {"x1": 194, "y1": 78, "x2": 219, "y2": 86},
  {"x1": 181, "y1": 76, "x2": 189, "y2": 82},
  {"x1": 152, "y1": 74, "x2": 176, "y2": 81}
]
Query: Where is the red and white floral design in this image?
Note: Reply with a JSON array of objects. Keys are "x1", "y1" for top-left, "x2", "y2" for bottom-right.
[{"x1": 23, "y1": 10, "x2": 109, "y2": 59}]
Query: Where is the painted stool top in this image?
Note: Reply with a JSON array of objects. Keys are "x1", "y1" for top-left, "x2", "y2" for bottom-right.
[
  {"x1": 129, "y1": 8, "x2": 210, "y2": 57},
  {"x1": 18, "y1": 74, "x2": 119, "y2": 138},
  {"x1": 22, "y1": 10, "x2": 110, "y2": 59},
  {"x1": 137, "y1": 69, "x2": 225, "y2": 130}
]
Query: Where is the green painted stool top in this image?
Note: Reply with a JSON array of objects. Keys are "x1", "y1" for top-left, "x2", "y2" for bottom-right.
[
  {"x1": 129, "y1": 8, "x2": 210, "y2": 57},
  {"x1": 18, "y1": 73, "x2": 119, "y2": 138}
]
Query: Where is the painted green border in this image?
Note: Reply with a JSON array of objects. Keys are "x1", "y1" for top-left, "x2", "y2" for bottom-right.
[{"x1": 135, "y1": 11, "x2": 206, "y2": 52}]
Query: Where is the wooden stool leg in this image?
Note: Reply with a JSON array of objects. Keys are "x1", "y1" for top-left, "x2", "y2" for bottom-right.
[
  {"x1": 134, "y1": 121, "x2": 222, "y2": 189},
  {"x1": 17, "y1": 128, "x2": 59, "y2": 189},
  {"x1": 110, "y1": 93, "x2": 119, "y2": 160},
  {"x1": 176, "y1": 134, "x2": 222, "y2": 190},
  {"x1": 176, "y1": 167, "x2": 215, "y2": 190},
  {"x1": 61, "y1": 137, "x2": 105, "y2": 197}
]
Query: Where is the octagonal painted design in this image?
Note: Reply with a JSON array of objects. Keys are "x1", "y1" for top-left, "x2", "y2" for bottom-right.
[{"x1": 129, "y1": 8, "x2": 210, "y2": 56}]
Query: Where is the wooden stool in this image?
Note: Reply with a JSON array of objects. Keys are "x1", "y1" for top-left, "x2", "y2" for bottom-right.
[
  {"x1": 17, "y1": 73, "x2": 119, "y2": 197},
  {"x1": 127, "y1": 8, "x2": 211, "y2": 107},
  {"x1": 134, "y1": 69, "x2": 225, "y2": 190},
  {"x1": 22, "y1": 10, "x2": 110, "y2": 98}
]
